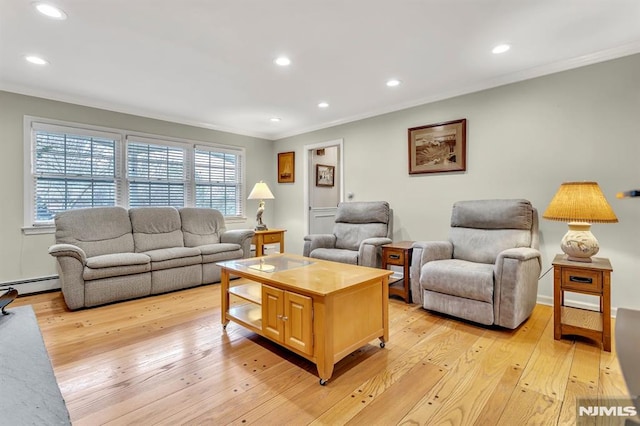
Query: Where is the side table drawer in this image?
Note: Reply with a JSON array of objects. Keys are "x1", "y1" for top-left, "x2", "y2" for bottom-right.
[
  {"x1": 263, "y1": 233, "x2": 281, "y2": 244},
  {"x1": 561, "y1": 267, "x2": 602, "y2": 292},
  {"x1": 384, "y1": 248, "x2": 405, "y2": 265}
]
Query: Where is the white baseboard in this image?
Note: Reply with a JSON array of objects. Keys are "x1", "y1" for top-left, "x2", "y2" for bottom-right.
[
  {"x1": 0, "y1": 276, "x2": 620, "y2": 317},
  {"x1": 537, "y1": 294, "x2": 618, "y2": 318},
  {"x1": 1, "y1": 276, "x2": 60, "y2": 295}
]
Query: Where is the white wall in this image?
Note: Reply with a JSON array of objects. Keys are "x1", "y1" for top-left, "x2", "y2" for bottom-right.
[
  {"x1": 0, "y1": 91, "x2": 272, "y2": 284},
  {"x1": 273, "y1": 54, "x2": 640, "y2": 311},
  {"x1": 2, "y1": 55, "x2": 638, "y2": 311}
]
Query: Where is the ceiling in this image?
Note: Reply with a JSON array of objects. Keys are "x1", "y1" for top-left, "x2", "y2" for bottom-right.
[{"x1": 2, "y1": 1, "x2": 640, "y2": 140}]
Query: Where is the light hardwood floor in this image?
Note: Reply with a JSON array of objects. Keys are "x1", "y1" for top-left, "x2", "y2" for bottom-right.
[{"x1": 12, "y1": 286, "x2": 628, "y2": 425}]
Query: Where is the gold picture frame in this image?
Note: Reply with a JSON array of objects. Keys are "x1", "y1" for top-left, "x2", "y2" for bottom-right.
[
  {"x1": 277, "y1": 151, "x2": 295, "y2": 183},
  {"x1": 408, "y1": 119, "x2": 467, "y2": 174}
]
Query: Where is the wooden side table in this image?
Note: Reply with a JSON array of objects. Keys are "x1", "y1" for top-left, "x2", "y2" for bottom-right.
[
  {"x1": 552, "y1": 254, "x2": 612, "y2": 351},
  {"x1": 252, "y1": 229, "x2": 286, "y2": 257},
  {"x1": 381, "y1": 241, "x2": 413, "y2": 303}
]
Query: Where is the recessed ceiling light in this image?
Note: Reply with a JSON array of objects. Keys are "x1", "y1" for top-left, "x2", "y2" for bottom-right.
[
  {"x1": 33, "y1": 2, "x2": 67, "y2": 20},
  {"x1": 274, "y1": 56, "x2": 291, "y2": 66},
  {"x1": 386, "y1": 79, "x2": 401, "y2": 87},
  {"x1": 25, "y1": 55, "x2": 49, "y2": 65},
  {"x1": 270, "y1": 117, "x2": 281, "y2": 122},
  {"x1": 492, "y1": 44, "x2": 511, "y2": 54},
  {"x1": 318, "y1": 102, "x2": 329, "y2": 108}
]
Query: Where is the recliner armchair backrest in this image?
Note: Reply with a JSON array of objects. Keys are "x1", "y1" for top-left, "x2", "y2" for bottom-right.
[
  {"x1": 449, "y1": 199, "x2": 538, "y2": 264},
  {"x1": 333, "y1": 201, "x2": 391, "y2": 251}
]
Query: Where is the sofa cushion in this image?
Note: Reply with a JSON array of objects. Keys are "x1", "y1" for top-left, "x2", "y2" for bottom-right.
[
  {"x1": 198, "y1": 243, "x2": 242, "y2": 256},
  {"x1": 421, "y1": 259, "x2": 494, "y2": 303},
  {"x1": 55, "y1": 206, "x2": 134, "y2": 257},
  {"x1": 201, "y1": 245, "x2": 244, "y2": 263},
  {"x1": 83, "y1": 253, "x2": 151, "y2": 280},
  {"x1": 310, "y1": 248, "x2": 359, "y2": 265},
  {"x1": 179, "y1": 208, "x2": 226, "y2": 246},
  {"x1": 86, "y1": 253, "x2": 150, "y2": 269},
  {"x1": 129, "y1": 207, "x2": 184, "y2": 252},
  {"x1": 143, "y1": 247, "x2": 202, "y2": 271}
]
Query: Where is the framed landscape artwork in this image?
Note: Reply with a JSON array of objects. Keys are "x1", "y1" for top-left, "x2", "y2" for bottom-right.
[
  {"x1": 277, "y1": 151, "x2": 295, "y2": 183},
  {"x1": 316, "y1": 164, "x2": 334, "y2": 187},
  {"x1": 408, "y1": 119, "x2": 467, "y2": 174}
]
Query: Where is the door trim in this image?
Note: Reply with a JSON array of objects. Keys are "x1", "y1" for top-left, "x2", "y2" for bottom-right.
[{"x1": 303, "y1": 138, "x2": 344, "y2": 235}]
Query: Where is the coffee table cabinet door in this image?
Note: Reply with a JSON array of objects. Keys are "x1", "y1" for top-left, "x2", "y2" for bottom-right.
[
  {"x1": 283, "y1": 291, "x2": 313, "y2": 356},
  {"x1": 262, "y1": 285, "x2": 284, "y2": 341}
]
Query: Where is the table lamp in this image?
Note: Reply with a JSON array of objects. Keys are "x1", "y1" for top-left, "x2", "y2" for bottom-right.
[
  {"x1": 543, "y1": 181, "x2": 618, "y2": 262},
  {"x1": 248, "y1": 181, "x2": 274, "y2": 230}
]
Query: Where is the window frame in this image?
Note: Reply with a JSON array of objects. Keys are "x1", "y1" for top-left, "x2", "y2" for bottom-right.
[{"x1": 23, "y1": 116, "x2": 247, "y2": 234}]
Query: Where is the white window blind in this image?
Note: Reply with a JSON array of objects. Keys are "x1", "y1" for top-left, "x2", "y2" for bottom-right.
[
  {"x1": 32, "y1": 125, "x2": 118, "y2": 223},
  {"x1": 194, "y1": 145, "x2": 244, "y2": 217},
  {"x1": 25, "y1": 117, "x2": 248, "y2": 229},
  {"x1": 126, "y1": 137, "x2": 186, "y2": 207}
]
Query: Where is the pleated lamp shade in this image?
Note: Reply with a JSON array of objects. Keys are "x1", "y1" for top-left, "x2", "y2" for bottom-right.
[
  {"x1": 543, "y1": 181, "x2": 618, "y2": 262},
  {"x1": 543, "y1": 182, "x2": 618, "y2": 223}
]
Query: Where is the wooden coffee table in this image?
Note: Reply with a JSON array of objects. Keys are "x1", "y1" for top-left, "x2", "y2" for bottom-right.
[{"x1": 218, "y1": 254, "x2": 392, "y2": 385}]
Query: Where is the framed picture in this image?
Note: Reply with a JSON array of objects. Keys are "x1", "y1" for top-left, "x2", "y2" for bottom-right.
[
  {"x1": 408, "y1": 118, "x2": 467, "y2": 174},
  {"x1": 315, "y1": 164, "x2": 335, "y2": 187},
  {"x1": 277, "y1": 151, "x2": 295, "y2": 183}
]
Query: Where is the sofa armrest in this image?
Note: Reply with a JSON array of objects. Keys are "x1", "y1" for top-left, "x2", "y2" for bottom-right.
[
  {"x1": 494, "y1": 248, "x2": 542, "y2": 329},
  {"x1": 358, "y1": 237, "x2": 392, "y2": 268},
  {"x1": 409, "y1": 241, "x2": 453, "y2": 305},
  {"x1": 221, "y1": 229, "x2": 255, "y2": 259},
  {"x1": 303, "y1": 234, "x2": 336, "y2": 257},
  {"x1": 48, "y1": 244, "x2": 87, "y2": 264},
  {"x1": 48, "y1": 244, "x2": 87, "y2": 310}
]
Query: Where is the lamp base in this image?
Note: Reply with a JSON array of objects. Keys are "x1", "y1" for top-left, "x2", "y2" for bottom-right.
[
  {"x1": 255, "y1": 224, "x2": 268, "y2": 231},
  {"x1": 560, "y1": 222, "x2": 599, "y2": 263}
]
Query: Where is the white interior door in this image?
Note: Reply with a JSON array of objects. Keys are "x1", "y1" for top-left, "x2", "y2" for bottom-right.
[{"x1": 304, "y1": 139, "x2": 343, "y2": 235}]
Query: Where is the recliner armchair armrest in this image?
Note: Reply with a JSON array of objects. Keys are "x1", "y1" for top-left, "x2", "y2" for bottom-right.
[
  {"x1": 48, "y1": 244, "x2": 87, "y2": 264},
  {"x1": 409, "y1": 241, "x2": 453, "y2": 305},
  {"x1": 411, "y1": 241, "x2": 453, "y2": 266},
  {"x1": 497, "y1": 247, "x2": 541, "y2": 262},
  {"x1": 358, "y1": 237, "x2": 392, "y2": 268},
  {"x1": 360, "y1": 237, "x2": 392, "y2": 247},
  {"x1": 303, "y1": 234, "x2": 336, "y2": 256},
  {"x1": 494, "y1": 247, "x2": 542, "y2": 328}
]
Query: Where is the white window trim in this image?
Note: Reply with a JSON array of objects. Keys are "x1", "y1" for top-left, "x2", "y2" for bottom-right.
[
  {"x1": 194, "y1": 144, "x2": 246, "y2": 219},
  {"x1": 22, "y1": 116, "x2": 247, "y2": 234}
]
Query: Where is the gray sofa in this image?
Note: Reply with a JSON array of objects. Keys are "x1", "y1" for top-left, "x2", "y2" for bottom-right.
[
  {"x1": 49, "y1": 206, "x2": 254, "y2": 310},
  {"x1": 410, "y1": 199, "x2": 542, "y2": 329}
]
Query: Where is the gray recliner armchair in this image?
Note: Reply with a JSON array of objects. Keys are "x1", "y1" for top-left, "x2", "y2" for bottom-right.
[
  {"x1": 410, "y1": 199, "x2": 542, "y2": 329},
  {"x1": 303, "y1": 201, "x2": 392, "y2": 268}
]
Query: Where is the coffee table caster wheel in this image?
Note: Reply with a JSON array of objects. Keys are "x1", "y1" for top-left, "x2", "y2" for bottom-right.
[
  {"x1": 380, "y1": 342, "x2": 385, "y2": 348},
  {"x1": 319, "y1": 379, "x2": 327, "y2": 386}
]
